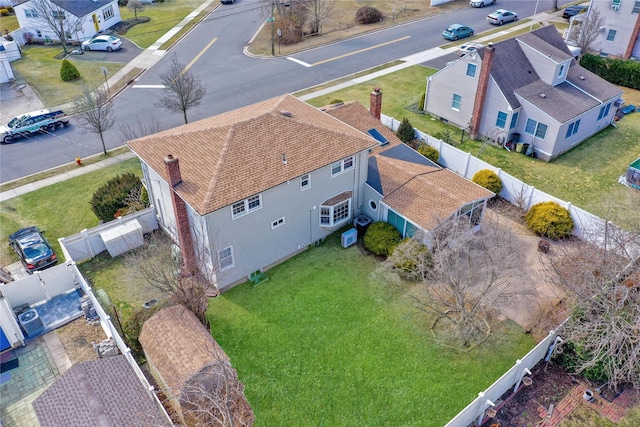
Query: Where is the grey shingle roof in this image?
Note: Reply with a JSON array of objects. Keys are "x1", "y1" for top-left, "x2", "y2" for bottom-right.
[
  {"x1": 50, "y1": 0, "x2": 114, "y2": 17},
  {"x1": 517, "y1": 30, "x2": 573, "y2": 63},
  {"x1": 480, "y1": 38, "x2": 539, "y2": 109},
  {"x1": 515, "y1": 80, "x2": 600, "y2": 123},
  {"x1": 33, "y1": 355, "x2": 170, "y2": 427},
  {"x1": 566, "y1": 64, "x2": 623, "y2": 102},
  {"x1": 478, "y1": 25, "x2": 621, "y2": 120}
]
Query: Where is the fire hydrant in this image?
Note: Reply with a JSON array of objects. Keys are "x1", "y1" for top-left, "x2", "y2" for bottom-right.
[{"x1": 76, "y1": 157, "x2": 82, "y2": 166}]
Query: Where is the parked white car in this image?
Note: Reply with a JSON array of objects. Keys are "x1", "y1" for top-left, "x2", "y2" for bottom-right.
[
  {"x1": 82, "y1": 35, "x2": 122, "y2": 52},
  {"x1": 457, "y1": 42, "x2": 484, "y2": 56},
  {"x1": 470, "y1": 0, "x2": 496, "y2": 7}
]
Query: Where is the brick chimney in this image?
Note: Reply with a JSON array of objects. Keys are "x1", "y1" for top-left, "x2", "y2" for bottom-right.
[
  {"x1": 623, "y1": 14, "x2": 640, "y2": 59},
  {"x1": 370, "y1": 87, "x2": 382, "y2": 120},
  {"x1": 470, "y1": 43, "x2": 495, "y2": 139},
  {"x1": 164, "y1": 155, "x2": 197, "y2": 277}
]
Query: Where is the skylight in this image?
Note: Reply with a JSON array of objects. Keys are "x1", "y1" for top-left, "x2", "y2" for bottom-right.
[{"x1": 367, "y1": 128, "x2": 389, "y2": 145}]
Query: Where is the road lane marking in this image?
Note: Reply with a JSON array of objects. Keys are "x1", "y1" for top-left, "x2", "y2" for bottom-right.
[
  {"x1": 182, "y1": 37, "x2": 218, "y2": 75},
  {"x1": 308, "y1": 36, "x2": 411, "y2": 67},
  {"x1": 132, "y1": 85, "x2": 166, "y2": 89},
  {"x1": 287, "y1": 57, "x2": 312, "y2": 67}
]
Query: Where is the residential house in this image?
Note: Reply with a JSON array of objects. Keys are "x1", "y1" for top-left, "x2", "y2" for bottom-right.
[
  {"x1": 139, "y1": 304, "x2": 255, "y2": 426},
  {"x1": 127, "y1": 93, "x2": 493, "y2": 291},
  {"x1": 589, "y1": 0, "x2": 640, "y2": 58},
  {"x1": 424, "y1": 25, "x2": 624, "y2": 161},
  {"x1": 13, "y1": 0, "x2": 121, "y2": 44}
]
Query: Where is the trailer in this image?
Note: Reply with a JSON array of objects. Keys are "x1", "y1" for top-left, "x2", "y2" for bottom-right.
[{"x1": 0, "y1": 109, "x2": 69, "y2": 144}]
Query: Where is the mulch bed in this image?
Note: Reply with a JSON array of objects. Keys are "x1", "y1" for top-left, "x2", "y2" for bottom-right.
[{"x1": 484, "y1": 361, "x2": 577, "y2": 427}]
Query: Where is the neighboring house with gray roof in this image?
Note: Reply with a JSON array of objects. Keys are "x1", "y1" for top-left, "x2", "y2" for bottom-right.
[
  {"x1": 13, "y1": 0, "x2": 120, "y2": 44},
  {"x1": 424, "y1": 25, "x2": 623, "y2": 161},
  {"x1": 587, "y1": 0, "x2": 640, "y2": 59},
  {"x1": 127, "y1": 93, "x2": 493, "y2": 291},
  {"x1": 32, "y1": 354, "x2": 170, "y2": 427}
]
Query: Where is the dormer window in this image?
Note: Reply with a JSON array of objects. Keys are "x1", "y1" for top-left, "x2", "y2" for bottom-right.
[{"x1": 557, "y1": 64, "x2": 566, "y2": 78}]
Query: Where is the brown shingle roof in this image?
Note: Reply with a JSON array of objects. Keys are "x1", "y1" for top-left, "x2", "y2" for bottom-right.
[
  {"x1": 325, "y1": 102, "x2": 494, "y2": 231},
  {"x1": 127, "y1": 95, "x2": 376, "y2": 215},
  {"x1": 375, "y1": 156, "x2": 493, "y2": 230},
  {"x1": 139, "y1": 305, "x2": 229, "y2": 396},
  {"x1": 33, "y1": 355, "x2": 169, "y2": 427},
  {"x1": 566, "y1": 64, "x2": 623, "y2": 102}
]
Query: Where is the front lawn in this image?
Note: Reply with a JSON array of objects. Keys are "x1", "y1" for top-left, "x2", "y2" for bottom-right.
[{"x1": 208, "y1": 234, "x2": 534, "y2": 426}]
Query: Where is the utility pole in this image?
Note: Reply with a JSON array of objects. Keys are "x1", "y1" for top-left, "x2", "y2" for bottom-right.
[{"x1": 270, "y1": 1, "x2": 276, "y2": 56}]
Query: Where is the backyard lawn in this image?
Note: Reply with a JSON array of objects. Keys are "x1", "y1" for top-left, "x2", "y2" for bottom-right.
[
  {"x1": 208, "y1": 233, "x2": 534, "y2": 426},
  {"x1": 305, "y1": 68, "x2": 640, "y2": 222}
]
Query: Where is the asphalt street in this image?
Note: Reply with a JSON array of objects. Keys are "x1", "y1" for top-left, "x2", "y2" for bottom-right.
[{"x1": 0, "y1": 0, "x2": 574, "y2": 183}]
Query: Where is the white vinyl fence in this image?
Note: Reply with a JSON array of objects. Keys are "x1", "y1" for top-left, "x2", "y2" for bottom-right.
[
  {"x1": 59, "y1": 207, "x2": 158, "y2": 263},
  {"x1": 444, "y1": 328, "x2": 563, "y2": 427},
  {"x1": 381, "y1": 114, "x2": 640, "y2": 260}
]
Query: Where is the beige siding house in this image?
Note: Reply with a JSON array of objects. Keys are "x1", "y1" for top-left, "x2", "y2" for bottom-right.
[
  {"x1": 589, "y1": 0, "x2": 640, "y2": 58},
  {"x1": 424, "y1": 26, "x2": 623, "y2": 161}
]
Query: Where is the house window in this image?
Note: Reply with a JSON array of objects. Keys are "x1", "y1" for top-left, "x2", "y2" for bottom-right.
[
  {"x1": 558, "y1": 64, "x2": 565, "y2": 78},
  {"x1": 633, "y1": 1, "x2": 640, "y2": 13},
  {"x1": 459, "y1": 200, "x2": 485, "y2": 226},
  {"x1": 495, "y1": 111, "x2": 507, "y2": 129},
  {"x1": 103, "y1": 5, "x2": 114, "y2": 20},
  {"x1": 606, "y1": 29, "x2": 617, "y2": 42},
  {"x1": 271, "y1": 217, "x2": 285, "y2": 229},
  {"x1": 597, "y1": 103, "x2": 611, "y2": 120},
  {"x1": 466, "y1": 63, "x2": 477, "y2": 78},
  {"x1": 565, "y1": 119, "x2": 581, "y2": 138},
  {"x1": 218, "y1": 246, "x2": 234, "y2": 271},
  {"x1": 330, "y1": 156, "x2": 354, "y2": 177},
  {"x1": 452, "y1": 94, "x2": 462, "y2": 111},
  {"x1": 231, "y1": 194, "x2": 262, "y2": 219},
  {"x1": 52, "y1": 10, "x2": 65, "y2": 19},
  {"x1": 25, "y1": 9, "x2": 38, "y2": 17},
  {"x1": 320, "y1": 198, "x2": 351, "y2": 227},
  {"x1": 509, "y1": 112, "x2": 519, "y2": 129},
  {"x1": 300, "y1": 174, "x2": 310, "y2": 190},
  {"x1": 369, "y1": 200, "x2": 377, "y2": 211},
  {"x1": 524, "y1": 119, "x2": 548, "y2": 139}
]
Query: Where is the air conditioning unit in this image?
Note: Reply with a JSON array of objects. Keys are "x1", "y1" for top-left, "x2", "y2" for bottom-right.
[{"x1": 341, "y1": 228, "x2": 357, "y2": 248}]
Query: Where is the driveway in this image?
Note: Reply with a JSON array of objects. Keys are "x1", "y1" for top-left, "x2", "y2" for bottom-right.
[{"x1": 65, "y1": 36, "x2": 142, "y2": 64}]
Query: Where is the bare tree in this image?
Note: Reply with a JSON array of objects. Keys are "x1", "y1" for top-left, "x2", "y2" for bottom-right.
[
  {"x1": 304, "y1": 0, "x2": 334, "y2": 35},
  {"x1": 572, "y1": 7, "x2": 606, "y2": 57},
  {"x1": 73, "y1": 86, "x2": 115, "y2": 156},
  {"x1": 156, "y1": 54, "x2": 207, "y2": 124},
  {"x1": 127, "y1": 0, "x2": 146, "y2": 21},
  {"x1": 28, "y1": 0, "x2": 85, "y2": 53},
  {"x1": 177, "y1": 359, "x2": 255, "y2": 427},
  {"x1": 125, "y1": 229, "x2": 218, "y2": 325},
  {"x1": 390, "y1": 215, "x2": 529, "y2": 349},
  {"x1": 118, "y1": 114, "x2": 163, "y2": 142},
  {"x1": 546, "y1": 193, "x2": 640, "y2": 392}
]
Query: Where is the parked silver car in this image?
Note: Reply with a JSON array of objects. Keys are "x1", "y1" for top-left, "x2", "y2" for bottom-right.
[
  {"x1": 82, "y1": 35, "x2": 123, "y2": 51},
  {"x1": 487, "y1": 9, "x2": 518, "y2": 25},
  {"x1": 470, "y1": 0, "x2": 496, "y2": 7}
]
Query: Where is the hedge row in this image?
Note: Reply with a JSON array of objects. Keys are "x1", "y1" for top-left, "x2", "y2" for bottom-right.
[{"x1": 579, "y1": 54, "x2": 640, "y2": 90}]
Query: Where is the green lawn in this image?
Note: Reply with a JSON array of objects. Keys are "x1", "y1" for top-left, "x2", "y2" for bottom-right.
[
  {"x1": 11, "y1": 46, "x2": 125, "y2": 108},
  {"x1": 304, "y1": 67, "x2": 640, "y2": 221},
  {"x1": 0, "y1": 14, "x2": 18, "y2": 33},
  {"x1": 209, "y1": 233, "x2": 534, "y2": 426},
  {"x1": 0, "y1": 158, "x2": 142, "y2": 267}
]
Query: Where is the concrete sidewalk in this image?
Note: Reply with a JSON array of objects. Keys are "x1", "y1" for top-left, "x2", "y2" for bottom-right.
[{"x1": 1, "y1": 9, "x2": 565, "y2": 202}]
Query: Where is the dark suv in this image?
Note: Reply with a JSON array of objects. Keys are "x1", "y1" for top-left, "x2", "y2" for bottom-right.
[
  {"x1": 9, "y1": 226, "x2": 58, "y2": 273},
  {"x1": 562, "y1": 5, "x2": 587, "y2": 19}
]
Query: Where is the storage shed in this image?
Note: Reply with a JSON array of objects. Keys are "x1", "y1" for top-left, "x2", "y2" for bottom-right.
[{"x1": 139, "y1": 305, "x2": 254, "y2": 427}]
